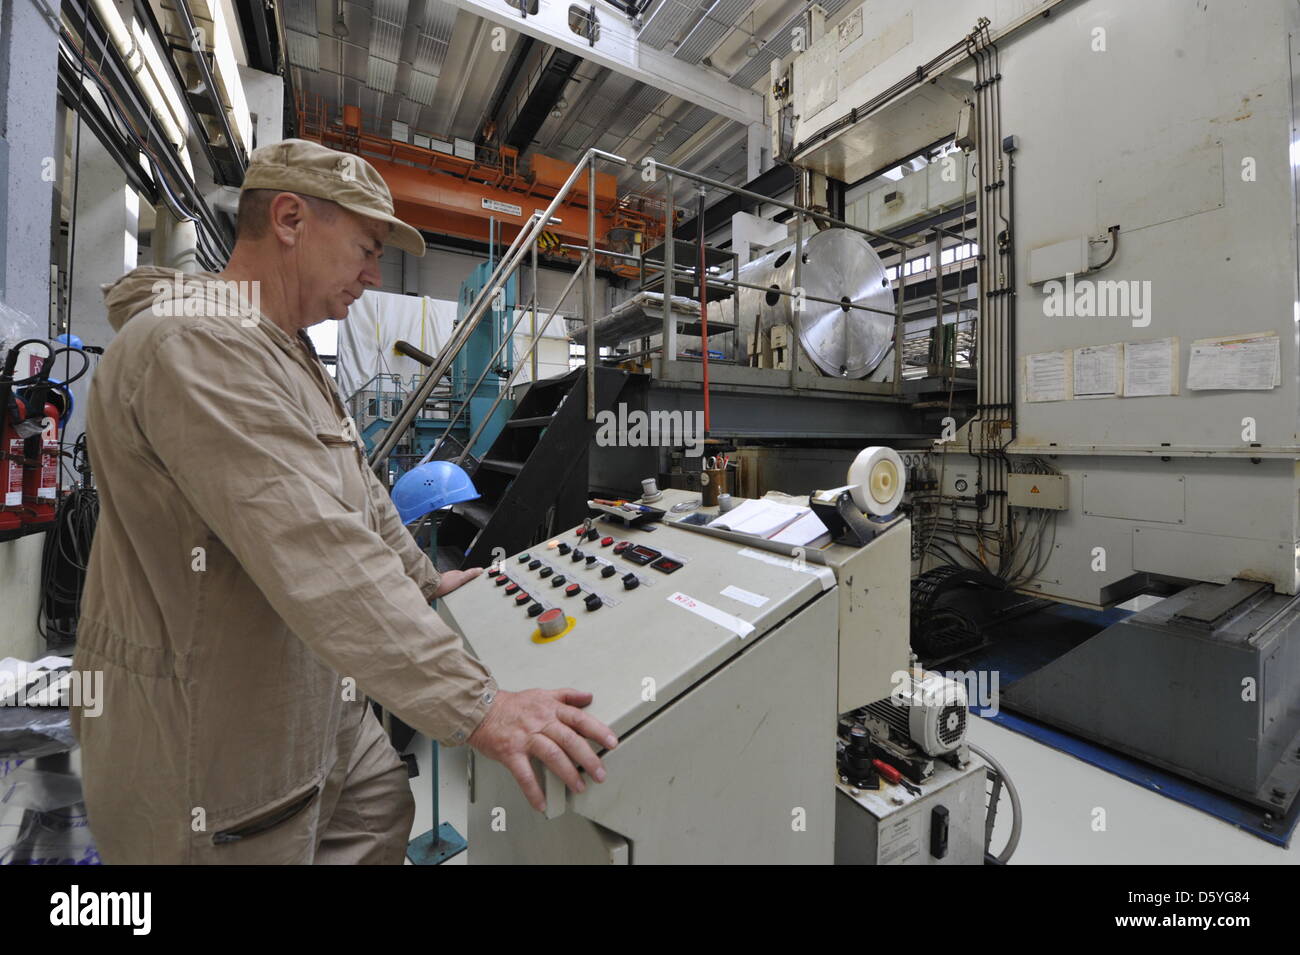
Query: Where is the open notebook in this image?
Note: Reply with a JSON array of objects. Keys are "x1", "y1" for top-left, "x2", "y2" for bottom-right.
[{"x1": 708, "y1": 498, "x2": 830, "y2": 546}]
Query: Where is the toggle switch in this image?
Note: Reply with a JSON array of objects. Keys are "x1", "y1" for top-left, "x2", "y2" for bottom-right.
[
  {"x1": 558, "y1": 542, "x2": 571, "y2": 555},
  {"x1": 571, "y1": 549, "x2": 585, "y2": 562},
  {"x1": 585, "y1": 528, "x2": 599, "y2": 541},
  {"x1": 622, "y1": 573, "x2": 639, "y2": 591},
  {"x1": 584, "y1": 594, "x2": 602, "y2": 611},
  {"x1": 601, "y1": 565, "x2": 616, "y2": 578}
]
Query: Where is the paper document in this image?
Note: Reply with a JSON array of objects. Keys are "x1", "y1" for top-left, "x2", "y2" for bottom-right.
[
  {"x1": 1073, "y1": 344, "x2": 1123, "y2": 398},
  {"x1": 1023, "y1": 351, "x2": 1072, "y2": 402},
  {"x1": 1187, "y1": 333, "x2": 1280, "y2": 391},
  {"x1": 709, "y1": 498, "x2": 807, "y2": 538},
  {"x1": 1124, "y1": 337, "x2": 1179, "y2": 397},
  {"x1": 768, "y1": 510, "x2": 831, "y2": 547}
]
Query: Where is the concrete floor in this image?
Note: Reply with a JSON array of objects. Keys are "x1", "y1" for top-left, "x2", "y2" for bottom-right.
[{"x1": 405, "y1": 719, "x2": 1299, "y2": 865}]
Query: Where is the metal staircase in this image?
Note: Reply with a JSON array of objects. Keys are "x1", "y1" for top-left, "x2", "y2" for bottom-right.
[
  {"x1": 367, "y1": 149, "x2": 631, "y2": 569},
  {"x1": 435, "y1": 366, "x2": 627, "y2": 569}
]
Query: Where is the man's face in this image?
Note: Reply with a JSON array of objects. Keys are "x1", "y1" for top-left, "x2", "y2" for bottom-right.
[{"x1": 297, "y1": 202, "x2": 388, "y2": 324}]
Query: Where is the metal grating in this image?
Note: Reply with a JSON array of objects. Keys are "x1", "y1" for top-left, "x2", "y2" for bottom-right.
[
  {"x1": 637, "y1": 0, "x2": 703, "y2": 51},
  {"x1": 408, "y1": 70, "x2": 439, "y2": 106},
  {"x1": 286, "y1": 29, "x2": 320, "y2": 71},
  {"x1": 406, "y1": 0, "x2": 457, "y2": 105},
  {"x1": 366, "y1": 56, "x2": 398, "y2": 93},
  {"x1": 283, "y1": 0, "x2": 318, "y2": 36},
  {"x1": 674, "y1": 0, "x2": 753, "y2": 64},
  {"x1": 728, "y1": 0, "x2": 852, "y2": 89},
  {"x1": 368, "y1": 15, "x2": 403, "y2": 61}
]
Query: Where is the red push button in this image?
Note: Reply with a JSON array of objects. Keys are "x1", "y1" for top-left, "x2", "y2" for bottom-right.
[
  {"x1": 613, "y1": 541, "x2": 630, "y2": 554},
  {"x1": 600, "y1": 536, "x2": 614, "y2": 547},
  {"x1": 514, "y1": 592, "x2": 531, "y2": 605},
  {"x1": 504, "y1": 583, "x2": 519, "y2": 595},
  {"x1": 565, "y1": 583, "x2": 581, "y2": 597},
  {"x1": 538, "y1": 607, "x2": 566, "y2": 639}
]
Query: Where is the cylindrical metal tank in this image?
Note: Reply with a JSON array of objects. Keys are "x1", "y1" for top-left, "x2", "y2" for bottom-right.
[{"x1": 732, "y1": 228, "x2": 894, "y2": 378}]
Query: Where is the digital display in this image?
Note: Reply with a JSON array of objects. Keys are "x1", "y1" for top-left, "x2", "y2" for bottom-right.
[{"x1": 624, "y1": 545, "x2": 660, "y2": 565}]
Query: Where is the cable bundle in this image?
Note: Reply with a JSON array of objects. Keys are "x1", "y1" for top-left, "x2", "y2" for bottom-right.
[{"x1": 37, "y1": 480, "x2": 99, "y2": 650}]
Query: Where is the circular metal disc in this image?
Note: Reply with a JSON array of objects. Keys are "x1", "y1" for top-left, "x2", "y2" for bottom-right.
[{"x1": 795, "y1": 230, "x2": 894, "y2": 378}]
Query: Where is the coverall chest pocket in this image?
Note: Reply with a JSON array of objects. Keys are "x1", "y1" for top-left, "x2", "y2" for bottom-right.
[{"x1": 314, "y1": 425, "x2": 369, "y2": 514}]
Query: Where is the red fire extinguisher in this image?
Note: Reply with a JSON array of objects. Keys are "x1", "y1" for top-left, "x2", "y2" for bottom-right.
[
  {"x1": 1, "y1": 339, "x2": 86, "y2": 538},
  {"x1": 0, "y1": 398, "x2": 27, "y2": 538},
  {"x1": 20, "y1": 397, "x2": 62, "y2": 530}
]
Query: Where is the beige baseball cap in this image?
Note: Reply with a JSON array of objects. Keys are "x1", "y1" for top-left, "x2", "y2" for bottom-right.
[{"x1": 240, "y1": 138, "x2": 426, "y2": 257}]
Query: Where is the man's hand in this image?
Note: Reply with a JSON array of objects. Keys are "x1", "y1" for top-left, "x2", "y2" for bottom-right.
[
  {"x1": 433, "y1": 567, "x2": 482, "y2": 598},
  {"x1": 468, "y1": 688, "x2": 618, "y2": 812}
]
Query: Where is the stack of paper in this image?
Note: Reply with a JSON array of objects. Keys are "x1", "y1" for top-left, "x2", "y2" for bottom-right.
[{"x1": 709, "y1": 499, "x2": 829, "y2": 546}]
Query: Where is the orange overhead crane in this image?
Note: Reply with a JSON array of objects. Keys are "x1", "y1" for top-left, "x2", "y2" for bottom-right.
[{"x1": 296, "y1": 96, "x2": 672, "y2": 276}]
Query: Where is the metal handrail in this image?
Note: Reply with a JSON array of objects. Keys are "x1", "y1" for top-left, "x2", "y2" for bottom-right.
[
  {"x1": 367, "y1": 150, "x2": 624, "y2": 470},
  {"x1": 417, "y1": 257, "x2": 585, "y2": 465},
  {"x1": 448, "y1": 257, "x2": 589, "y2": 467},
  {"x1": 368, "y1": 144, "x2": 914, "y2": 471}
]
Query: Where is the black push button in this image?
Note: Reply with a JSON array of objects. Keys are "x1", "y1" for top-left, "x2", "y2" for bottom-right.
[
  {"x1": 552, "y1": 575, "x2": 567, "y2": 587},
  {"x1": 539, "y1": 566, "x2": 553, "y2": 578}
]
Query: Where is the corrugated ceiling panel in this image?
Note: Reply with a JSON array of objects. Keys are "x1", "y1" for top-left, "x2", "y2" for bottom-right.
[
  {"x1": 674, "y1": 0, "x2": 753, "y2": 64},
  {"x1": 638, "y1": 0, "x2": 701, "y2": 50},
  {"x1": 283, "y1": 0, "x2": 318, "y2": 36},
  {"x1": 286, "y1": 29, "x2": 320, "y2": 71},
  {"x1": 729, "y1": 0, "x2": 851, "y2": 88}
]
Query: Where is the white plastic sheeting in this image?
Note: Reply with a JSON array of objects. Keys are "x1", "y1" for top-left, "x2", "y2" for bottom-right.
[
  {"x1": 336, "y1": 289, "x2": 574, "y2": 401},
  {"x1": 336, "y1": 290, "x2": 456, "y2": 399}
]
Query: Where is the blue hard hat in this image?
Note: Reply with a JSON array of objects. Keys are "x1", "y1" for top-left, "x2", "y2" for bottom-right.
[{"x1": 391, "y1": 461, "x2": 480, "y2": 523}]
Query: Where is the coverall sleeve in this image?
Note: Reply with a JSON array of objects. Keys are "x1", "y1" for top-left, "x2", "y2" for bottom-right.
[
  {"x1": 361, "y1": 466, "x2": 444, "y2": 604},
  {"x1": 131, "y1": 324, "x2": 497, "y2": 746}
]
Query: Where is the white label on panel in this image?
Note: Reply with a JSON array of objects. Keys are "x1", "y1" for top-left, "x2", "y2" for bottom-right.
[{"x1": 666, "y1": 592, "x2": 755, "y2": 639}]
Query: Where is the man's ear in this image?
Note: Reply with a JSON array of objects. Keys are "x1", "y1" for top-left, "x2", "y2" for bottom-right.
[{"x1": 268, "y1": 193, "x2": 307, "y2": 249}]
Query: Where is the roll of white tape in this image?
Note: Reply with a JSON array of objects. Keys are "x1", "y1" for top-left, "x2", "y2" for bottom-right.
[{"x1": 847, "y1": 446, "x2": 906, "y2": 516}]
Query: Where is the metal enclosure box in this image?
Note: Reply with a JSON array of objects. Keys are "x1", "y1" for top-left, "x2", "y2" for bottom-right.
[
  {"x1": 1004, "y1": 581, "x2": 1300, "y2": 809},
  {"x1": 436, "y1": 488, "x2": 912, "y2": 862},
  {"x1": 834, "y1": 758, "x2": 986, "y2": 865},
  {"x1": 1008, "y1": 473, "x2": 1068, "y2": 510}
]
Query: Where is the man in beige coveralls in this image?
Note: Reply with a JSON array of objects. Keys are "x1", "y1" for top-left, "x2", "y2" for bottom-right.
[{"x1": 71, "y1": 139, "x2": 616, "y2": 864}]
